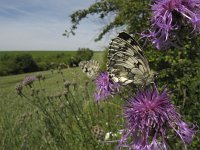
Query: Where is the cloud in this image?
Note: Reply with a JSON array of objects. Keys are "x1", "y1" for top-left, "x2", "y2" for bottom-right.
[{"x1": 0, "y1": 0, "x2": 111, "y2": 51}]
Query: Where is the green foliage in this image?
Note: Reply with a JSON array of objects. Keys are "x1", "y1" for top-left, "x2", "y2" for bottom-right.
[
  {"x1": 144, "y1": 40, "x2": 200, "y2": 149},
  {"x1": 68, "y1": 48, "x2": 94, "y2": 67},
  {"x1": 77, "y1": 48, "x2": 94, "y2": 61},
  {"x1": 68, "y1": 56, "x2": 81, "y2": 67},
  {"x1": 14, "y1": 54, "x2": 39, "y2": 73},
  {"x1": 67, "y1": 0, "x2": 150, "y2": 40},
  {"x1": 99, "y1": 48, "x2": 108, "y2": 72},
  {"x1": 0, "y1": 51, "x2": 77, "y2": 76},
  {"x1": 68, "y1": 2, "x2": 200, "y2": 148},
  {"x1": 0, "y1": 53, "x2": 39, "y2": 76}
]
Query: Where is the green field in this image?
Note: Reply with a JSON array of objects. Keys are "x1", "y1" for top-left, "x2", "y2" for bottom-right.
[{"x1": 0, "y1": 52, "x2": 123, "y2": 150}]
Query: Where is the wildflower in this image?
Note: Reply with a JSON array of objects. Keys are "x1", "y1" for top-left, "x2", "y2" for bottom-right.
[
  {"x1": 23, "y1": 76, "x2": 36, "y2": 87},
  {"x1": 144, "y1": 0, "x2": 200, "y2": 49},
  {"x1": 15, "y1": 83, "x2": 23, "y2": 95},
  {"x1": 118, "y1": 87, "x2": 196, "y2": 150},
  {"x1": 94, "y1": 72, "x2": 119, "y2": 102}
]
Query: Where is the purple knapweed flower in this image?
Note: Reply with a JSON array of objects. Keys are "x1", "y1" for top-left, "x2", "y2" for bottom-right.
[
  {"x1": 144, "y1": 0, "x2": 200, "y2": 49},
  {"x1": 94, "y1": 72, "x2": 119, "y2": 102},
  {"x1": 23, "y1": 75, "x2": 36, "y2": 87},
  {"x1": 118, "y1": 87, "x2": 196, "y2": 150}
]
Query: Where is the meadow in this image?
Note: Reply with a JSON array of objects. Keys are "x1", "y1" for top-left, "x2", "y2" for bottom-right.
[{"x1": 0, "y1": 52, "x2": 124, "y2": 150}]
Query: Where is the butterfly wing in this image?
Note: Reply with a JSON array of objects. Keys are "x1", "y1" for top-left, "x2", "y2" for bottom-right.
[
  {"x1": 80, "y1": 60, "x2": 100, "y2": 79},
  {"x1": 107, "y1": 32, "x2": 152, "y2": 86}
]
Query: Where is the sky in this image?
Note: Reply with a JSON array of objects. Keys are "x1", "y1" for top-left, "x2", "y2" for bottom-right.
[{"x1": 0, "y1": 0, "x2": 114, "y2": 51}]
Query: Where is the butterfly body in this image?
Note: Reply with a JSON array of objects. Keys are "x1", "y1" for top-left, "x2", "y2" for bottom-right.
[{"x1": 107, "y1": 32, "x2": 155, "y2": 86}]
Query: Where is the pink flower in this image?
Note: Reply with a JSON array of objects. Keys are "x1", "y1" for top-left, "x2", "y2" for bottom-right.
[
  {"x1": 144, "y1": 0, "x2": 200, "y2": 49},
  {"x1": 118, "y1": 87, "x2": 196, "y2": 150}
]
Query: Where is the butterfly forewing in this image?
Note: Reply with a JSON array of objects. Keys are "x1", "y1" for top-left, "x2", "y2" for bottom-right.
[{"x1": 107, "y1": 32, "x2": 154, "y2": 86}]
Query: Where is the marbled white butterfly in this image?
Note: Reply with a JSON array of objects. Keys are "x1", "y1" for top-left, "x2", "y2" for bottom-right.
[{"x1": 107, "y1": 32, "x2": 155, "y2": 86}]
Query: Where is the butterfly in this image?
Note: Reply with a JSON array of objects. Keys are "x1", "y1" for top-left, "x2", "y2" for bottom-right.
[
  {"x1": 107, "y1": 32, "x2": 155, "y2": 86},
  {"x1": 79, "y1": 60, "x2": 100, "y2": 79}
]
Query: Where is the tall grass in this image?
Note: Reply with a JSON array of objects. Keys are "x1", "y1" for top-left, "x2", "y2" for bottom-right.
[{"x1": 0, "y1": 63, "x2": 124, "y2": 150}]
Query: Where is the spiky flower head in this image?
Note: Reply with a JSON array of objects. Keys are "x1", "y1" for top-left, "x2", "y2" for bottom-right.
[
  {"x1": 118, "y1": 87, "x2": 196, "y2": 150},
  {"x1": 23, "y1": 76, "x2": 36, "y2": 87},
  {"x1": 144, "y1": 0, "x2": 200, "y2": 49},
  {"x1": 94, "y1": 72, "x2": 119, "y2": 102}
]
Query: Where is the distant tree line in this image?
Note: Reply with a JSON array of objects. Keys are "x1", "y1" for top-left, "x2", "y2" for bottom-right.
[{"x1": 0, "y1": 48, "x2": 93, "y2": 76}]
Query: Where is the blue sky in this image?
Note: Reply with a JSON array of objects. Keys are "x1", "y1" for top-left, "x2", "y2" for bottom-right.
[{"x1": 0, "y1": 0, "x2": 115, "y2": 51}]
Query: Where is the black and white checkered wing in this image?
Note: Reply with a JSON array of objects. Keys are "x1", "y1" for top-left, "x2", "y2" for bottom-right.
[
  {"x1": 107, "y1": 32, "x2": 153, "y2": 86},
  {"x1": 80, "y1": 60, "x2": 100, "y2": 79}
]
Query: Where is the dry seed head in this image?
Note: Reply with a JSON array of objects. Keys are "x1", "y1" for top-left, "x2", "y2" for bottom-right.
[
  {"x1": 91, "y1": 125, "x2": 105, "y2": 141},
  {"x1": 15, "y1": 83, "x2": 23, "y2": 95}
]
